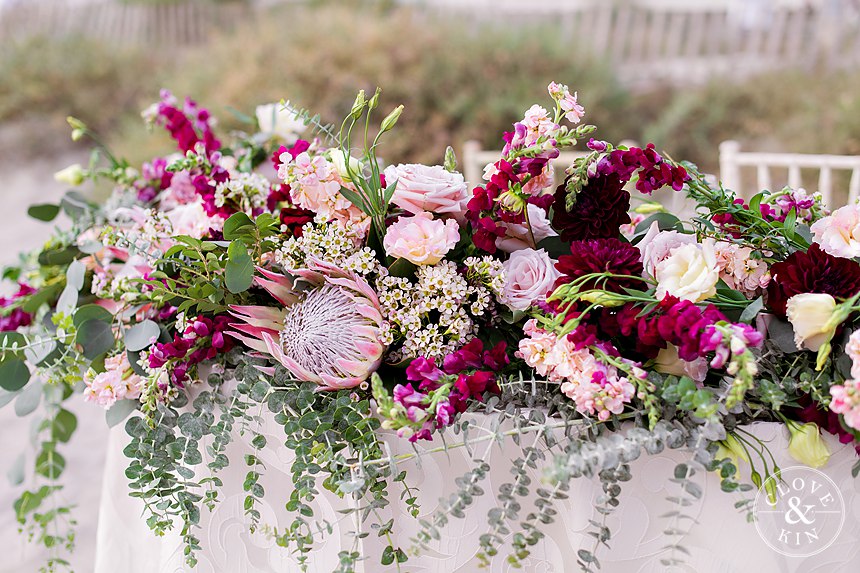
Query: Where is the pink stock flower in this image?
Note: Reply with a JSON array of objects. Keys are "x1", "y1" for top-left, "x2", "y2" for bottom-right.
[
  {"x1": 547, "y1": 82, "x2": 585, "y2": 124},
  {"x1": 521, "y1": 104, "x2": 558, "y2": 145},
  {"x1": 714, "y1": 241, "x2": 771, "y2": 297},
  {"x1": 830, "y1": 379, "x2": 860, "y2": 431},
  {"x1": 561, "y1": 366, "x2": 635, "y2": 422},
  {"x1": 383, "y1": 212, "x2": 460, "y2": 265},
  {"x1": 383, "y1": 163, "x2": 469, "y2": 219},
  {"x1": 228, "y1": 259, "x2": 386, "y2": 390},
  {"x1": 83, "y1": 353, "x2": 144, "y2": 410},
  {"x1": 846, "y1": 330, "x2": 860, "y2": 379},
  {"x1": 811, "y1": 203, "x2": 860, "y2": 259}
]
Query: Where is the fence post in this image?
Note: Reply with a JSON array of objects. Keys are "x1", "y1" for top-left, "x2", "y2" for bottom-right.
[
  {"x1": 462, "y1": 140, "x2": 483, "y2": 188},
  {"x1": 719, "y1": 140, "x2": 743, "y2": 195}
]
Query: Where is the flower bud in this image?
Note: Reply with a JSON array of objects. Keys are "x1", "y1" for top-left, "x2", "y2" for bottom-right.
[
  {"x1": 497, "y1": 190, "x2": 526, "y2": 214},
  {"x1": 634, "y1": 201, "x2": 666, "y2": 215},
  {"x1": 379, "y1": 105, "x2": 404, "y2": 133},
  {"x1": 444, "y1": 146, "x2": 457, "y2": 173},
  {"x1": 367, "y1": 87, "x2": 381, "y2": 111},
  {"x1": 54, "y1": 163, "x2": 86, "y2": 187},
  {"x1": 350, "y1": 90, "x2": 367, "y2": 119}
]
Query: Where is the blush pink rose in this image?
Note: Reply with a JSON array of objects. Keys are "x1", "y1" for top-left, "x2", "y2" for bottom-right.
[
  {"x1": 811, "y1": 204, "x2": 860, "y2": 259},
  {"x1": 501, "y1": 248, "x2": 560, "y2": 311},
  {"x1": 383, "y1": 212, "x2": 460, "y2": 265},
  {"x1": 383, "y1": 163, "x2": 469, "y2": 219}
]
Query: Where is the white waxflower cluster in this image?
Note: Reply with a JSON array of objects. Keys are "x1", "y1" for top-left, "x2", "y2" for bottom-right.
[
  {"x1": 376, "y1": 260, "x2": 499, "y2": 362},
  {"x1": 276, "y1": 222, "x2": 376, "y2": 273},
  {"x1": 214, "y1": 172, "x2": 270, "y2": 212},
  {"x1": 463, "y1": 256, "x2": 506, "y2": 300}
]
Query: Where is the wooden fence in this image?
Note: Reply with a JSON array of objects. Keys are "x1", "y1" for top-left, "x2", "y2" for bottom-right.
[
  {"x1": 0, "y1": 0, "x2": 252, "y2": 48},
  {"x1": 4, "y1": 0, "x2": 860, "y2": 86}
]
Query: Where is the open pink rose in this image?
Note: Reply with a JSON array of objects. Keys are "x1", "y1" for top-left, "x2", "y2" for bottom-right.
[
  {"x1": 637, "y1": 221, "x2": 697, "y2": 278},
  {"x1": 383, "y1": 212, "x2": 460, "y2": 265},
  {"x1": 501, "y1": 248, "x2": 560, "y2": 311},
  {"x1": 383, "y1": 163, "x2": 469, "y2": 219}
]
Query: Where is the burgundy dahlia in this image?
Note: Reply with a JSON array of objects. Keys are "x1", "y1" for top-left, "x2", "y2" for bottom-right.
[
  {"x1": 767, "y1": 243, "x2": 860, "y2": 317},
  {"x1": 555, "y1": 238, "x2": 643, "y2": 293},
  {"x1": 552, "y1": 173, "x2": 630, "y2": 242}
]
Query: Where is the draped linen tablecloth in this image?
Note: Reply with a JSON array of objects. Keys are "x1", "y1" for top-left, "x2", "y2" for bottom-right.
[{"x1": 94, "y1": 416, "x2": 860, "y2": 573}]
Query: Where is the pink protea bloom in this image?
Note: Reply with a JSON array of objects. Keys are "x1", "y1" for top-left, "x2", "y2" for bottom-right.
[{"x1": 228, "y1": 258, "x2": 386, "y2": 390}]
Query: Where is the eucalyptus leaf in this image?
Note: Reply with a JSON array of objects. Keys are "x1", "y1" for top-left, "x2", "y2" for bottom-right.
[
  {"x1": 124, "y1": 320, "x2": 160, "y2": 352},
  {"x1": 77, "y1": 319, "x2": 115, "y2": 360},
  {"x1": 223, "y1": 212, "x2": 255, "y2": 240},
  {"x1": 14, "y1": 379, "x2": 41, "y2": 417},
  {"x1": 0, "y1": 358, "x2": 30, "y2": 391},
  {"x1": 73, "y1": 304, "x2": 113, "y2": 328},
  {"x1": 66, "y1": 259, "x2": 86, "y2": 291},
  {"x1": 56, "y1": 284, "x2": 78, "y2": 315},
  {"x1": 106, "y1": 399, "x2": 139, "y2": 428},
  {"x1": 51, "y1": 409, "x2": 77, "y2": 443},
  {"x1": 6, "y1": 452, "x2": 25, "y2": 486},
  {"x1": 738, "y1": 297, "x2": 764, "y2": 324},
  {"x1": 225, "y1": 241, "x2": 254, "y2": 294}
]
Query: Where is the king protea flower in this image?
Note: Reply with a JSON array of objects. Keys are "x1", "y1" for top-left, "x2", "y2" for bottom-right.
[{"x1": 228, "y1": 258, "x2": 385, "y2": 390}]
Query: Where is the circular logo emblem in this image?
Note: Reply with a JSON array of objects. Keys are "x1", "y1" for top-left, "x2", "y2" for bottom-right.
[{"x1": 753, "y1": 466, "x2": 845, "y2": 557}]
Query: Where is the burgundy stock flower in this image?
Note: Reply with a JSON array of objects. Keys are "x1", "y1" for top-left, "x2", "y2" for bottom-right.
[{"x1": 551, "y1": 173, "x2": 630, "y2": 242}]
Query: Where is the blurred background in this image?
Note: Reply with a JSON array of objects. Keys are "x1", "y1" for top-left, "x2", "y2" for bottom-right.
[{"x1": 2, "y1": 0, "x2": 860, "y2": 570}]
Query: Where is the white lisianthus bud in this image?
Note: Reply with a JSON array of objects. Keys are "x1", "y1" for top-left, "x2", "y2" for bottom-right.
[
  {"x1": 786, "y1": 421, "x2": 831, "y2": 469},
  {"x1": 329, "y1": 149, "x2": 362, "y2": 181},
  {"x1": 380, "y1": 105, "x2": 404, "y2": 133},
  {"x1": 54, "y1": 164, "x2": 86, "y2": 187},
  {"x1": 785, "y1": 293, "x2": 838, "y2": 351}
]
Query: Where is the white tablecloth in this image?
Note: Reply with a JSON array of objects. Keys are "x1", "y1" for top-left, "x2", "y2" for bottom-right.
[{"x1": 94, "y1": 417, "x2": 860, "y2": 573}]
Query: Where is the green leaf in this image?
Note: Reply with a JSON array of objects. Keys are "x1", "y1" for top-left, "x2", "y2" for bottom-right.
[
  {"x1": 66, "y1": 259, "x2": 86, "y2": 291},
  {"x1": 738, "y1": 296, "x2": 764, "y2": 324},
  {"x1": 0, "y1": 358, "x2": 30, "y2": 391},
  {"x1": 254, "y1": 213, "x2": 280, "y2": 238},
  {"x1": 14, "y1": 379, "x2": 41, "y2": 416},
  {"x1": 24, "y1": 338, "x2": 57, "y2": 366},
  {"x1": 337, "y1": 185, "x2": 370, "y2": 215},
  {"x1": 382, "y1": 180, "x2": 398, "y2": 205},
  {"x1": 387, "y1": 257, "x2": 416, "y2": 278},
  {"x1": 35, "y1": 446, "x2": 66, "y2": 479},
  {"x1": 124, "y1": 320, "x2": 160, "y2": 352},
  {"x1": 223, "y1": 212, "x2": 255, "y2": 240},
  {"x1": 21, "y1": 283, "x2": 61, "y2": 314},
  {"x1": 634, "y1": 212, "x2": 681, "y2": 236},
  {"x1": 51, "y1": 409, "x2": 77, "y2": 443},
  {"x1": 73, "y1": 304, "x2": 113, "y2": 328},
  {"x1": 747, "y1": 192, "x2": 765, "y2": 218},
  {"x1": 38, "y1": 246, "x2": 79, "y2": 267},
  {"x1": 535, "y1": 235, "x2": 571, "y2": 259},
  {"x1": 60, "y1": 190, "x2": 96, "y2": 219},
  {"x1": 76, "y1": 319, "x2": 115, "y2": 360},
  {"x1": 106, "y1": 400, "x2": 139, "y2": 428},
  {"x1": 783, "y1": 207, "x2": 797, "y2": 241},
  {"x1": 27, "y1": 203, "x2": 60, "y2": 222},
  {"x1": 225, "y1": 241, "x2": 254, "y2": 294}
]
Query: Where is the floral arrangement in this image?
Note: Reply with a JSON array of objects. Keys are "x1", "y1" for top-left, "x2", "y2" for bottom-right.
[{"x1": 3, "y1": 82, "x2": 860, "y2": 572}]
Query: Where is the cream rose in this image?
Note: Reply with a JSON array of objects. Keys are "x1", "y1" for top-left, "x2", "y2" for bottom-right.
[
  {"x1": 383, "y1": 212, "x2": 460, "y2": 266},
  {"x1": 501, "y1": 248, "x2": 560, "y2": 311},
  {"x1": 383, "y1": 163, "x2": 469, "y2": 219},
  {"x1": 811, "y1": 203, "x2": 860, "y2": 259},
  {"x1": 637, "y1": 221, "x2": 697, "y2": 278},
  {"x1": 255, "y1": 102, "x2": 306, "y2": 143},
  {"x1": 785, "y1": 292, "x2": 839, "y2": 351},
  {"x1": 655, "y1": 239, "x2": 719, "y2": 302}
]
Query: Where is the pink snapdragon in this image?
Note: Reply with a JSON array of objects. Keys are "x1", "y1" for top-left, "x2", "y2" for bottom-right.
[{"x1": 83, "y1": 353, "x2": 144, "y2": 409}]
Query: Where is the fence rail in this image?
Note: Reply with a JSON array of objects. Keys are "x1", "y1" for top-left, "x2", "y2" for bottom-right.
[
  {"x1": 4, "y1": 1, "x2": 860, "y2": 85},
  {"x1": 0, "y1": 0, "x2": 251, "y2": 48}
]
